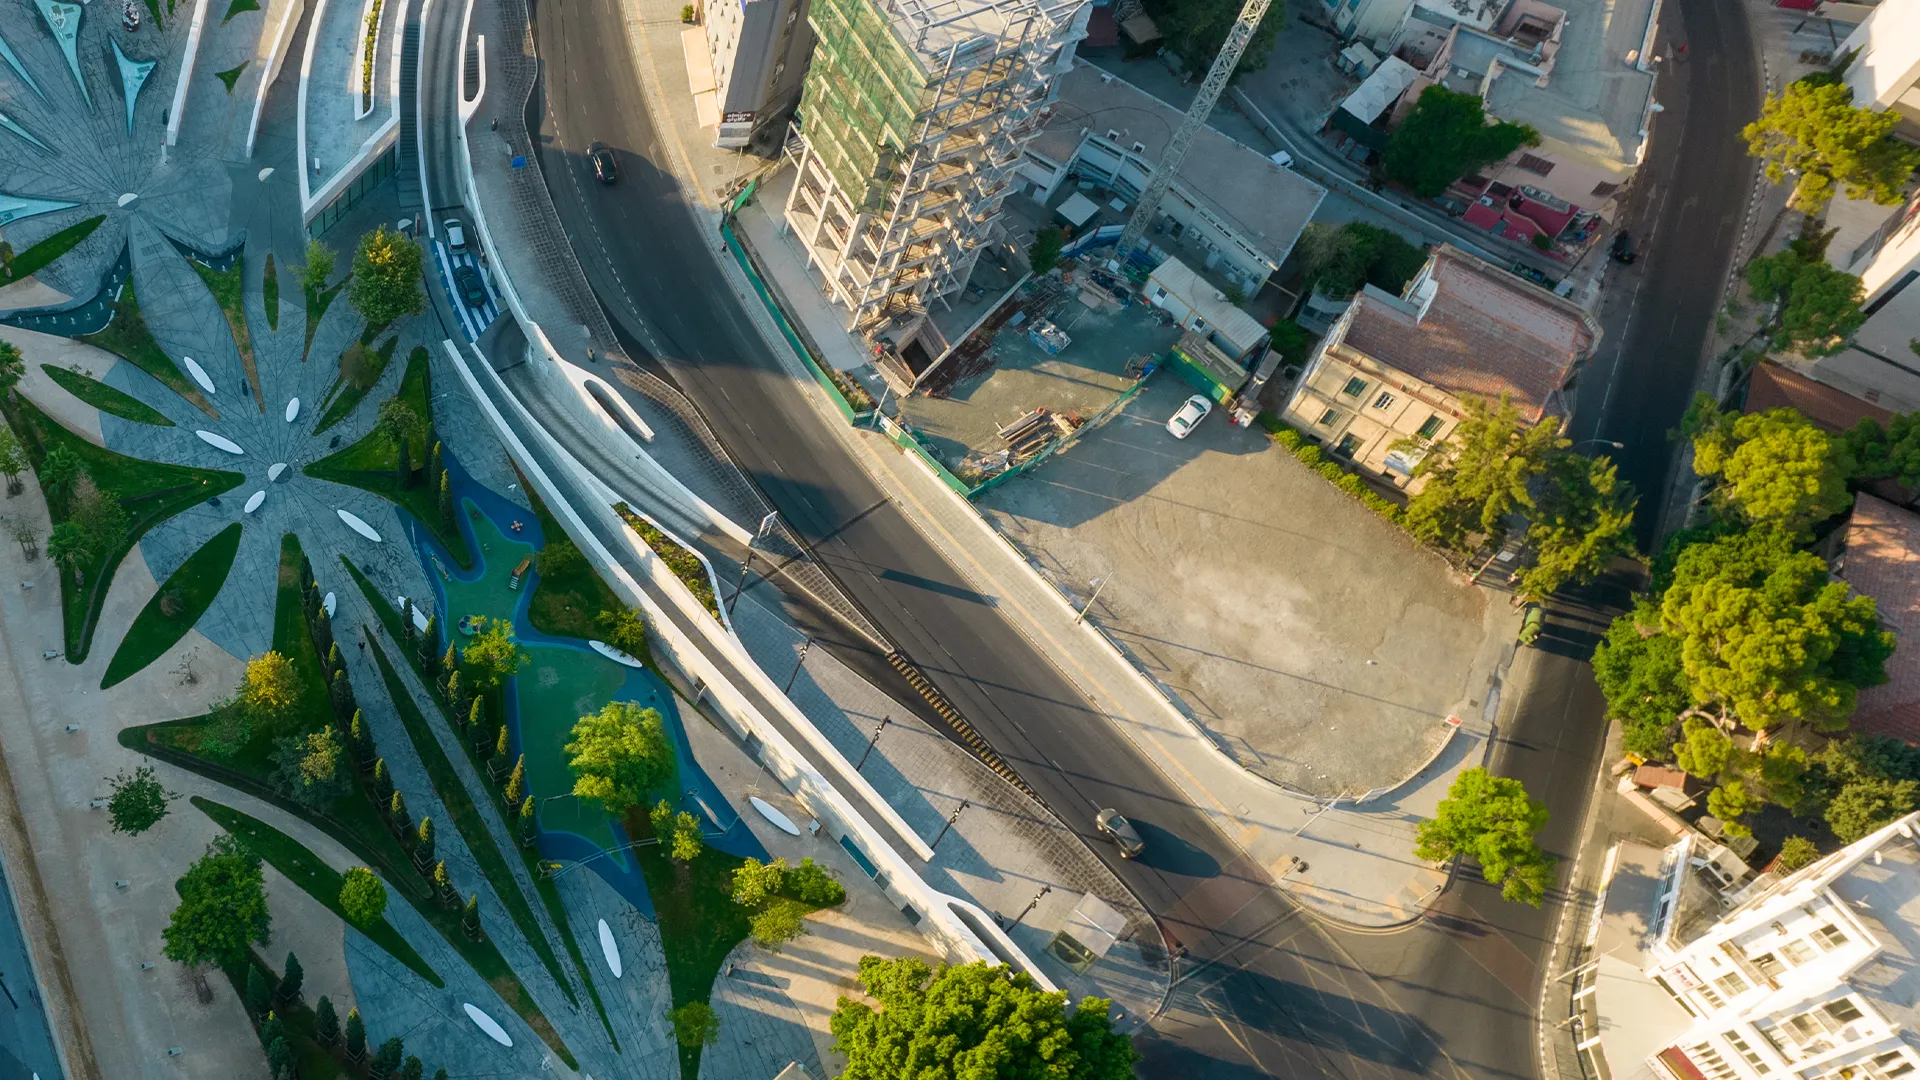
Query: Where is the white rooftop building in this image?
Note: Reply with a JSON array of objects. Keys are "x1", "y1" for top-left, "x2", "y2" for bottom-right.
[{"x1": 1582, "y1": 814, "x2": 1920, "y2": 1080}]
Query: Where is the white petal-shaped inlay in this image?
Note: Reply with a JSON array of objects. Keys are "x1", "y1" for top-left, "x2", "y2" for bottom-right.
[
  {"x1": 323, "y1": 591, "x2": 336, "y2": 617},
  {"x1": 588, "y1": 640, "x2": 644, "y2": 668},
  {"x1": 463, "y1": 1003, "x2": 512, "y2": 1047},
  {"x1": 243, "y1": 491, "x2": 265, "y2": 513},
  {"x1": 195, "y1": 430, "x2": 243, "y2": 455},
  {"x1": 336, "y1": 509, "x2": 381, "y2": 542},
  {"x1": 182, "y1": 357, "x2": 216, "y2": 395},
  {"x1": 116, "y1": 192, "x2": 136, "y2": 207},
  {"x1": 750, "y1": 796, "x2": 801, "y2": 836},
  {"x1": 267, "y1": 462, "x2": 287, "y2": 482},
  {"x1": 598, "y1": 919, "x2": 622, "y2": 979},
  {"x1": 285, "y1": 398, "x2": 299, "y2": 423}
]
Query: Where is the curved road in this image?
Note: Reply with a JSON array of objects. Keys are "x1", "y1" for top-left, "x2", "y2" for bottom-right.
[{"x1": 435, "y1": 0, "x2": 1762, "y2": 1073}]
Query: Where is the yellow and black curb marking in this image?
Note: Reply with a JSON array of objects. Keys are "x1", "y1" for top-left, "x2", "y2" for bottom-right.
[{"x1": 886, "y1": 651, "x2": 1041, "y2": 803}]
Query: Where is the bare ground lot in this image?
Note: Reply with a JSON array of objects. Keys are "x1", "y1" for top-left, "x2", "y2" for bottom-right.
[{"x1": 979, "y1": 374, "x2": 1513, "y2": 796}]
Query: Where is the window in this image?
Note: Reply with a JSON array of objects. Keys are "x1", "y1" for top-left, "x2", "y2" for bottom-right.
[
  {"x1": 1372, "y1": 391, "x2": 1395, "y2": 410},
  {"x1": 1591, "y1": 181, "x2": 1619, "y2": 198},
  {"x1": 1824, "y1": 998, "x2": 1863, "y2": 1025},
  {"x1": 1812, "y1": 924, "x2": 1849, "y2": 951},
  {"x1": 1516, "y1": 153, "x2": 1556, "y2": 175},
  {"x1": 1714, "y1": 971, "x2": 1750, "y2": 998},
  {"x1": 1341, "y1": 376, "x2": 1368, "y2": 398},
  {"x1": 1318, "y1": 408, "x2": 1339, "y2": 426},
  {"x1": 1334, "y1": 433, "x2": 1362, "y2": 458},
  {"x1": 1418, "y1": 414, "x2": 1444, "y2": 439},
  {"x1": 1752, "y1": 953, "x2": 1785, "y2": 979},
  {"x1": 1696, "y1": 981, "x2": 1726, "y2": 1009},
  {"x1": 1132, "y1": 141, "x2": 1146, "y2": 154},
  {"x1": 1725, "y1": 1031, "x2": 1771, "y2": 1075},
  {"x1": 1874, "y1": 1051, "x2": 1916, "y2": 1078},
  {"x1": 1780, "y1": 940, "x2": 1816, "y2": 966}
]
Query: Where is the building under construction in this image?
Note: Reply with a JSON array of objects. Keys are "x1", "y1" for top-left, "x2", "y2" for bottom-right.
[{"x1": 782, "y1": 0, "x2": 1089, "y2": 376}]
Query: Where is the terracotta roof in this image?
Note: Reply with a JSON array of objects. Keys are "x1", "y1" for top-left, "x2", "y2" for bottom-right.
[
  {"x1": 1338, "y1": 246, "x2": 1596, "y2": 422},
  {"x1": 1633, "y1": 764, "x2": 1688, "y2": 791},
  {"x1": 1745, "y1": 361, "x2": 1894, "y2": 434},
  {"x1": 1842, "y1": 494, "x2": 1920, "y2": 746}
]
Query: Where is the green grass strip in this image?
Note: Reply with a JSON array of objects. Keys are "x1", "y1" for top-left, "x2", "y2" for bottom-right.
[
  {"x1": 140, "y1": 0, "x2": 161, "y2": 27},
  {"x1": 40, "y1": 364, "x2": 174, "y2": 426},
  {"x1": 101, "y1": 522, "x2": 241, "y2": 688},
  {"x1": 214, "y1": 62, "x2": 247, "y2": 91},
  {"x1": 628, "y1": 810, "x2": 754, "y2": 1078},
  {"x1": 217, "y1": 950, "x2": 347, "y2": 1079},
  {"x1": 312, "y1": 336, "x2": 396, "y2": 434},
  {"x1": 1, "y1": 214, "x2": 104, "y2": 285},
  {"x1": 193, "y1": 796, "x2": 443, "y2": 988},
  {"x1": 610, "y1": 503, "x2": 719, "y2": 617},
  {"x1": 187, "y1": 259, "x2": 261, "y2": 412},
  {"x1": 364, "y1": 635, "x2": 578, "y2": 1001},
  {"x1": 306, "y1": 348, "x2": 471, "y2": 567},
  {"x1": 221, "y1": 0, "x2": 258, "y2": 22},
  {"x1": 81, "y1": 280, "x2": 215, "y2": 417},
  {"x1": 303, "y1": 280, "x2": 345, "y2": 360},
  {"x1": 513, "y1": 467, "x2": 629, "y2": 644},
  {"x1": 0, "y1": 396, "x2": 241, "y2": 659},
  {"x1": 263, "y1": 253, "x2": 279, "y2": 331}
]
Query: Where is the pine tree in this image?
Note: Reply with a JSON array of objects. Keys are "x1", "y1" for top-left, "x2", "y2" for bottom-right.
[
  {"x1": 277, "y1": 951, "x2": 303, "y2": 1006},
  {"x1": 266, "y1": 1036, "x2": 295, "y2": 1080},
  {"x1": 444, "y1": 670, "x2": 464, "y2": 712},
  {"x1": 519, "y1": 795, "x2": 537, "y2": 846},
  {"x1": 315, "y1": 995, "x2": 340, "y2": 1045},
  {"x1": 314, "y1": 604, "x2": 334, "y2": 656},
  {"x1": 419, "y1": 615, "x2": 440, "y2": 673},
  {"x1": 345, "y1": 1007, "x2": 366, "y2": 1063},
  {"x1": 493, "y1": 724, "x2": 509, "y2": 760},
  {"x1": 245, "y1": 965, "x2": 271, "y2": 1017},
  {"x1": 503, "y1": 755, "x2": 527, "y2": 808},
  {"x1": 372, "y1": 758, "x2": 393, "y2": 801},
  {"x1": 327, "y1": 641, "x2": 343, "y2": 675},
  {"x1": 462, "y1": 893, "x2": 481, "y2": 940},
  {"x1": 434, "y1": 860, "x2": 458, "y2": 907},
  {"x1": 442, "y1": 643, "x2": 458, "y2": 673},
  {"x1": 401, "y1": 1056, "x2": 424, "y2": 1080},
  {"x1": 371, "y1": 1036, "x2": 404, "y2": 1079},
  {"x1": 414, "y1": 816, "x2": 436, "y2": 865},
  {"x1": 259, "y1": 1012, "x2": 286, "y2": 1051},
  {"x1": 466, "y1": 696, "x2": 484, "y2": 733},
  {"x1": 402, "y1": 597, "x2": 417, "y2": 643},
  {"x1": 389, "y1": 790, "x2": 411, "y2": 832},
  {"x1": 434, "y1": 1070, "x2": 449, "y2": 1080},
  {"x1": 331, "y1": 668, "x2": 356, "y2": 721},
  {"x1": 438, "y1": 470, "x2": 453, "y2": 528},
  {"x1": 396, "y1": 434, "x2": 413, "y2": 490},
  {"x1": 349, "y1": 710, "x2": 374, "y2": 766}
]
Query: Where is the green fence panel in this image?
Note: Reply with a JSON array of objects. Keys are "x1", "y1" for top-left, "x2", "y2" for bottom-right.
[{"x1": 720, "y1": 216, "x2": 870, "y2": 424}]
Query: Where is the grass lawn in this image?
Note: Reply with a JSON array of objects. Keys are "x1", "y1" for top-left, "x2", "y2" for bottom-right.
[
  {"x1": 101, "y1": 522, "x2": 242, "y2": 688},
  {"x1": 303, "y1": 280, "x2": 345, "y2": 361},
  {"x1": 214, "y1": 62, "x2": 247, "y2": 92},
  {"x1": 312, "y1": 336, "x2": 396, "y2": 434},
  {"x1": 221, "y1": 0, "x2": 258, "y2": 21},
  {"x1": 188, "y1": 258, "x2": 261, "y2": 412},
  {"x1": 140, "y1": 0, "x2": 161, "y2": 27},
  {"x1": 305, "y1": 347, "x2": 471, "y2": 568},
  {"x1": 1, "y1": 396, "x2": 242, "y2": 660},
  {"x1": 1, "y1": 215, "x2": 105, "y2": 285},
  {"x1": 41, "y1": 364, "x2": 174, "y2": 426},
  {"x1": 81, "y1": 280, "x2": 215, "y2": 417},
  {"x1": 612, "y1": 503, "x2": 719, "y2": 617},
  {"x1": 263, "y1": 254, "x2": 279, "y2": 331},
  {"x1": 195, "y1": 796, "x2": 441, "y2": 987},
  {"x1": 515, "y1": 468, "x2": 627, "y2": 643}
]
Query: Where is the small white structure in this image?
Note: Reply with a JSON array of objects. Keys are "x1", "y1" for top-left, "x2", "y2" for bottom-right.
[
  {"x1": 588, "y1": 640, "x2": 644, "y2": 669},
  {"x1": 267, "y1": 462, "x2": 287, "y2": 482},
  {"x1": 116, "y1": 192, "x2": 137, "y2": 207},
  {"x1": 285, "y1": 398, "x2": 299, "y2": 423},
  {"x1": 395, "y1": 596, "x2": 431, "y2": 632},
  {"x1": 336, "y1": 509, "x2": 381, "y2": 542},
  {"x1": 462, "y1": 1003, "x2": 512, "y2": 1048},
  {"x1": 598, "y1": 919, "x2": 622, "y2": 979},
  {"x1": 1145, "y1": 257, "x2": 1271, "y2": 362},
  {"x1": 243, "y1": 490, "x2": 265, "y2": 513},
  {"x1": 323, "y1": 591, "x2": 336, "y2": 617},
  {"x1": 195, "y1": 430, "x2": 244, "y2": 455},
  {"x1": 182, "y1": 357, "x2": 216, "y2": 395},
  {"x1": 749, "y1": 796, "x2": 800, "y2": 836}
]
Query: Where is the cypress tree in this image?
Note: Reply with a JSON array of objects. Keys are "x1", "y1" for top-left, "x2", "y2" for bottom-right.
[
  {"x1": 503, "y1": 755, "x2": 526, "y2": 808},
  {"x1": 244, "y1": 965, "x2": 271, "y2": 1017},
  {"x1": 396, "y1": 434, "x2": 412, "y2": 490},
  {"x1": 442, "y1": 643, "x2": 458, "y2": 672},
  {"x1": 462, "y1": 893, "x2": 482, "y2": 940},
  {"x1": 326, "y1": 641, "x2": 343, "y2": 675},
  {"x1": 314, "y1": 604, "x2": 334, "y2": 656},
  {"x1": 519, "y1": 795, "x2": 537, "y2": 846},
  {"x1": 266, "y1": 1037, "x2": 295, "y2": 1080},
  {"x1": 419, "y1": 615, "x2": 440, "y2": 673},
  {"x1": 303, "y1": 579, "x2": 320, "y2": 622},
  {"x1": 259, "y1": 1012, "x2": 285, "y2": 1051},
  {"x1": 330, "y1": 667, "x2": 355, "y2": 720},
  {"x1": 402, "y1": 597, "x2": 417, "y2": 643},
  {"x1": 371, "y1": 1036, "x2": 403, "y2": 1079},
  {"x1": 435, "y1": 1070, "x2": 450, "y2": 1080},
  {"x1": 401, "y1": 1056, "x2": 424, "y2": 1080},
  {"x1": 345, "y1": 1008, "x2": 366, "y2": 1063},
  {"x1": 438, "y1": 470, "x2": 453, "y2": 528},
  {"x1": 277, "y1": 951, "x2": 303, "y2": 1006},
  {"x1": 494, "y1": 724, "x2": 509, "y2": 760},
  {"x1": 434, "y1": 860, "x2": 457, "y2": 907},
  {"x1": 429, "y1": 440, "x2": 442, "y2": 481},
  {"x1": 466, "y1": 696, "x2": 484, "y2": 732},
  {"x1": 415, "y1": 816, "x2": 436, "y2": 865},
  {"x1": 350, "y1": 710, "x2": 374, "y2": 765},
  {"x1": 372, "y1": 758, "x2": 393, "y2": 800},
  {"x1": 315, "y1": 995, "x2": 340, "y2": 1045},
  {"x1": 443, "y1": 670, "x2": 463, "y2": 711},
  {"x1": 300, "y1": 554, "x2": 314, "y2": 597},
  {"x1": 389, "y1": 790, "x2": 411, "y2": 832}
]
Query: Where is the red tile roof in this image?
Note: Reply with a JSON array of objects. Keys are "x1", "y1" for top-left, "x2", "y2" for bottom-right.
[
  {"x1": 1843, "y1": 494, "x2": 1920, "y2": 746},
  {"x1": 1339, "y1": 246, "x2": 1595, "y2": 423},
  {"x1": 1745, "y1": 361, "x2": 1893, "y2": 434}
]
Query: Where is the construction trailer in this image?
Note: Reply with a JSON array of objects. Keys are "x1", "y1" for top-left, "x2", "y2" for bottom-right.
[{"x1": 782, "y1": 0, "x2": 1090, "y2": 373}]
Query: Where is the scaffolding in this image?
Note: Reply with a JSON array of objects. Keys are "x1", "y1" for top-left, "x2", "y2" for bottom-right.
[{"x1": 784, "y1": 0, "x2": 1088, "y2": 353}]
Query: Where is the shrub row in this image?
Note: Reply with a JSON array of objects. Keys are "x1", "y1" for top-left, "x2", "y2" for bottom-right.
[{"x1": 1265, "y1": 420, "x2": 1403, "y2": 523}]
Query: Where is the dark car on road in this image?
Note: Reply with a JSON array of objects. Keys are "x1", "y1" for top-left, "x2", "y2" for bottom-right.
[
  {"x1": 1095, "y1": 808, "x2": 1145, "y2": 859},
  {"x1": 1610, "y1": 230, "x2": 1637, "y2": 264},
  {"x1": 453, "y1": 264, "x2": 489, "y2": 308},
  {"x1": 588, "y1": 142, "x2": 618, "y2": 184}
]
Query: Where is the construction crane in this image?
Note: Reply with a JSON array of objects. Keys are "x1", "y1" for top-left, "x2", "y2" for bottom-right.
[{"x1": 1113, "y1": 0, "x2": 1274, "y2": 260}]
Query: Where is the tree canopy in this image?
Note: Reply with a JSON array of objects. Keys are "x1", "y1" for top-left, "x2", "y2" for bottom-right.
[
  {"x1": 1743, "y1": 250, "x2": 1865, "y2": 355},
  {"x1": 1593, "y1": 598, "x2": 1693, "y2": 758},
  {"x1": 243, "y1": 650, "x2": 301, "y2": 720},
  {"x1": 107, "y1": 765, "x2": 176, "y2": 835},
  {"x1": 1843, "y1": 413, "x2": 1920, "y2": 489},
  {"x1": 460, "y1": 616, "x2": 527, "y2": 693},
  {"x1": 1403, "y1": 394, "x2": 1567, "y2": 550},
  {"x1": 1295, "y1": 222, "x2": 1428, "y2": 301},
  {"x1": 299, "y1": 240, "x2": 336, "y2": 293},
  {"x1": 565, "y1": 701, "x2": 675, "y2": 815},
  {"x1": 1382, "y1": 86, "x2": 1540, "y2": 198},
  {"x1": 1742, "y1": 79, "x2": 1920, "y2": 212},
  {"x1": 1412, "y1": 768, "x2": 1555, "y2": 905},
  {"x1": 162, "y1": 835, "x2": 271, "y2": 968},
  {"x1": 1027, "y1": 227, "x2": 1065, "y2": 276},
  {"x1": 1141, "y1": 0, "x2": 1284, "y2": 82},
  {"x1": 1689, "y1": 401, "x2": 1855, "y2": 535},
  {"x1": 339, "y1": 867, "x2": 388, "y2": 927},
  {"x1": 830, "y1": 957, "x2": 1139, "y2": 1080},
  {"x1": 1516, "y1": 452, "x2": 1637, "y2": 601},
  {"x1": 271, "y1": 728, "x2": 351, "y2": 810},
  {"x1": 348, "y1": 226, "x2": 425, "y2": 328},
  {"x1": 0, "y1": 340, "x2": 21, "y2": 396}
]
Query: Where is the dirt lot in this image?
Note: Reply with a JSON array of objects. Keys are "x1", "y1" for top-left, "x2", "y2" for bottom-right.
[{"x1": 979, "y1": 374, "x2": 1514, "y2": 796}]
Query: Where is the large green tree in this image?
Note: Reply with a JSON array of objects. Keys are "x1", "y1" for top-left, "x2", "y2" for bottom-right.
[
  {"x1": 1802, "y1": 736, "x2": 1920, "y2": 841},
  {"x1": 461, "y1": 616, "x2": 527, "y2": 694},
  {"x1": 565, "y1": 701, "x2": 675, "y2": 815},
  {"x1": 1142, "y1": 0, "x2": 1284, "y2": 82},
  {"x1": 348, "y1": 226, "x2": 425, "y2": 328},
  {"x1": 338, "y1": 867, "x2": 388, "y2": 927},
  {"x1": 1403, "y1": 394, "x2": 1566, "y2": 550},
  {"x1": 1593, "y1": 599, "x2": 1692, "y2": 759},
  {"x1": 107, "y1": 765, "x2": 177, "y2": 835},
  {"x1": 0, "y1": 340, "x2": 22, "y2": 398},
  {"x1": 1690, "y1": 402, "x2": 1854, "y2": 536},
  {"x1": 1743, "y1": 79, "x2": 1920, "y2": 212},
  {"x1": 162, "y1": 835, "x2": 271, "y2": 968},
  {"x1": 830, "y1": 957, "x2": 1139, "y2": 1080},
  {"x1": 1294, "y1": 222, "x2": 1428, "y2": 301},
  {"x1": 1412, "y1": 768, "x2": 1555, "y2": 906},
  {"x1": 1744, "y1": 250, "x2": 1866, "y2": 355},
  {"x1": 1516, "y1": 453, "x2": 1637, "y2": 600},
  {"x1": 270, "y1": 728, "x2": 351, "y2": 810},
  {"x1": 1382, "y1": 86, "x2": 1540, "y2": 198},
  {"x1": 1843, "y1": 413, "x2": 1920, "y2": 488}
]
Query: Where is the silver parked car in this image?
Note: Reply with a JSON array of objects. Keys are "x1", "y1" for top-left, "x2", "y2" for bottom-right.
[
  {"x1": 1095, "y1": 808, "x2": 1145, "y2": 859},
  {"x1": 1165, "y1": 394, "x2": 1213, "y2": 439}
]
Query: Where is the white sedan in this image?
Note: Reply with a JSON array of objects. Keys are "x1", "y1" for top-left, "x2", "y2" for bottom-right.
[{"x1": 1165, "y1": 394, "x2": 1213, "y2": 439}]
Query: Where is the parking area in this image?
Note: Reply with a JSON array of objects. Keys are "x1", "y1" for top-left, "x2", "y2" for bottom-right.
[{"x1": 978, "y1": 373, "x2": 1512, "y2": 797}]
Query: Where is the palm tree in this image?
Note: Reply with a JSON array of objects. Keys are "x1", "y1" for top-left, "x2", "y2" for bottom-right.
[
  {"x1": 39, "y1": 445, "x2": 82, "y2": 504},
  {"x1": 47, "y1": 521, "x2": 91, "y2": 583}
]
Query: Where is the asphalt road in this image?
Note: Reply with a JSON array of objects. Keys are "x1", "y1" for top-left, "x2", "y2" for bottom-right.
[
  {"x1": 0, "y1": 855, "x2": 62, "y2": 1079},
  {"x1": 463, "y1": 0, "x2": 1746, "y2": 1075}
]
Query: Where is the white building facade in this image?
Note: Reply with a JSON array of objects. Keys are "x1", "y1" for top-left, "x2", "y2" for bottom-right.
[{"x1": 696, "y1": 0, "x2": 816, "y2": 150}]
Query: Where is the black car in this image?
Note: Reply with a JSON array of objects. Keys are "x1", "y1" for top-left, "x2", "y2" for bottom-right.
[
  {"x1": 588, "y1": 142, "x2": 618, "y2": 184},
  {"x1": 453, "y1": 264, "x2": 489, "y2": 308},
  {"x1": 1610, "y1": 230, "x2": 1636, "y2": 264}
]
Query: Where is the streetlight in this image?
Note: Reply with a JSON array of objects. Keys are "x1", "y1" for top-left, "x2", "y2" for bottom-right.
[
  {"x1": 1572, "y1": 439, "x2": 1624, "y2": 452},
  {"x1": 932, "y1": 799, "x2": 970, "y2": 850},
  {"x1": 1075, "y1": 574, "x2": 1112, "y2": 625},
  {"x1": 1009, "y1": 885, "x2": 1053, "y2": 930},
  {"x1": 857, "y1": 716, "x2": 891, "y2": 770},
  {"x1": 784, "y1": 637, "x2": 814, "y2": 693},
  {"x1": 727, "y1": 513, "x2": 781, "y2": 615}
]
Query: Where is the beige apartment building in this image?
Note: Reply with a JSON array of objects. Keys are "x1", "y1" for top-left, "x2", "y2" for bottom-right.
[{"x1": 1279, "y1": 245, "x2": 1599, "y2": 487}]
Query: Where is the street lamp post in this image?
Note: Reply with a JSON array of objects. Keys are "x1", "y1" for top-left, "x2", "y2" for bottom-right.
[
  {"x1": 1075, "y1": 575, "x2": 1112, "y2": 625},
  {"x1": 727, "y1": 513, "x2": 781, "y2": 615},
  {"x1": 931, "y1": 799, "x2": 969, "y2": 850},
  {"x1": 857, "y1": 716, "x2": 890, "y2": 770},
  {"x1": 1009, "y1": 885, "x2": 1052, "y2": 930},
  {"x1": 784, "y1": 638, "x2": 813, "y2": 693}
]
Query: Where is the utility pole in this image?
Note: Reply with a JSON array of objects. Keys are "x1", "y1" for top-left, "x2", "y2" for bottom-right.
[{"x1": 1113, "y1": 0, "x2": 1275, "y2": 260}]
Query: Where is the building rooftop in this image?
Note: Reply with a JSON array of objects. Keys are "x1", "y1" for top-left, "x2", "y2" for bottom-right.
[
  {"x1": 883, "y1": 0, "x2": 1086, "y2": 68},
  {"x1": 1592, "y1": 843, "x2": 1695, "y2": 1079},
  {"x1": 1339, "y1": 245, "x2": 1595, "y2": 422},
  {"x1": 1148, "y1": 257, "x2": 1269, "y2": 353},
  {"x1": 1839, "y1": 494, "x2": 1920, "y2": 746},
  {"x1": 1481, "y1": 0, "x2": 1658, "y2": 169},
  {"x1": 1032, "y1": 62, "x2": 1326, "y2": 270},
  {"x1": 1745, "y1": 361, "x2": 1895, "y2": 433}
]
